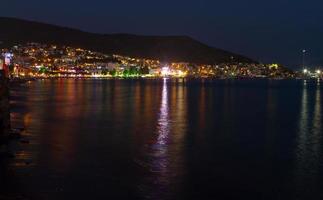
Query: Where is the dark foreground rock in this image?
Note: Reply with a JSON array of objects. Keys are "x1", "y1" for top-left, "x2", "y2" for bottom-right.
[{"x1": 0, "y1": 72, "x2": 10, "y2": 138}]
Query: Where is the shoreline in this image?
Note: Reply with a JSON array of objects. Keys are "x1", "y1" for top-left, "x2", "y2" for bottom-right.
[{"x1": 8, "y1": 76, "x2": 321, "y2": 84}]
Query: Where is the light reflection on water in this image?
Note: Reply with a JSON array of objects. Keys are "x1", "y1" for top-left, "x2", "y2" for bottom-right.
[
  {"x1": 149, "y1": 78, "x2": 171, "y2": 199},
  {"x1": 3, "y1": 79, "x2": 323, "y2": 200},
  {"x1": 295, "y1": 82, "x2": 322, "y2": 198},
  {"x1": 156, "y1": 79, "x2": 170, "y2": 146},
  {"x1": 136, "y1": 79, "x2": 187, "y2": 200}
]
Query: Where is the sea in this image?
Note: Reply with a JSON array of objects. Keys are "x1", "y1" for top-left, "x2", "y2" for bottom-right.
[{"x1": 1, "y1": 78, "x2": 322, "y2": 200}]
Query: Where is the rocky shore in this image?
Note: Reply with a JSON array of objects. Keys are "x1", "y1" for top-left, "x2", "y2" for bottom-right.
[
  {"x1": 0, "y1": 73, "x2": 31, "y2": 200},
  {"x1": 0, "y1": 72, "x2": 10, "y2": 138}
]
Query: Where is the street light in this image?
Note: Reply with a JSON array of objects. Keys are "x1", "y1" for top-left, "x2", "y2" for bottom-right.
[
  {"x1": 316, "y1": 70, "x2": 321, "y2": 74},
  {"x1": 303, "y1": 69, "x2": 308, "y2": 74},
  {"x1": 302, "y1": 49, "x2": 306, "y2": 69}
]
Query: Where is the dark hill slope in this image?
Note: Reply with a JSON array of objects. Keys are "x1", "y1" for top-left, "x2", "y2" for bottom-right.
[{"x1": 0, "y1": 17, "x2": 255, "y2": 64}]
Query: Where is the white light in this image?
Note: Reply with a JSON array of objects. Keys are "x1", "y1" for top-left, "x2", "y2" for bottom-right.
[
  {"x1": 4, "y1": 53, "x2": 13, "y2": 58},
  {"x1": 161, "y1": 66, "x2": 170, "y2": 76},
  {"x1": 303, "y1": 69, "x2": 308, "y2": 74},
  {"x1": 316, "y1": 70, "x2": 321, "y2": 74}
]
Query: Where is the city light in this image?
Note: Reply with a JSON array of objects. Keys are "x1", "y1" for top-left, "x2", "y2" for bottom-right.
[
  {"x1": 303, "y1": 69, "x2": 308, "y2": 74},
  {"x1": 177, "y1": 70, "x2": 186, "y2": 77},
  {"x1": 316, "y1": 70, "x2": 321, "y2": 74},
  {"x1": 161, "y1": 66, "x2": 170, "y2": 76},
  {"x1": 1, "y1": 42, "x2": 297, "y2": 79},
  {"x1": 4, "y1": 52, "x2": 13, "y2": 65}
]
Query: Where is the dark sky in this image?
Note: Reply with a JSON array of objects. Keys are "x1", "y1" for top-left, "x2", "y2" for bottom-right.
[{"x1": 2, "y1": 0, "x2": 323, "y2": 68}]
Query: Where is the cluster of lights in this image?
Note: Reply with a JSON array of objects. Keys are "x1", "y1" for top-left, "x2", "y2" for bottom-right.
[
  {"x1": 160, "y1": 66, "x2": 186, "y2": 77},
  {"x1": 303, "y1": 68, "x2": 321, "y2": 74},
  {"x1": 3, "y1": 43, "x2": 303, "y2": 79},
  {"x1": 161, "y1": 66, "x2": 170, "y2": 76}
]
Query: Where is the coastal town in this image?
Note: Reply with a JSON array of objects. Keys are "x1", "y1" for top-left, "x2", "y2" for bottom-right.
[
  {"x1": 1, "y1": 42, "x2": 321, "y2": 136},
  {"x1": 1, "y1": 42, "x2": 320, "y2": 80},
  {"x1": 1, "y1": 3, "x2": 323, "y2": 198}
]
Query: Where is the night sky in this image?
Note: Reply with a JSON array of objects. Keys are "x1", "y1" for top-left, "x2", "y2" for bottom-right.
[{"x1": 2, "y1": 0, "x2": 323, "y2": 68}]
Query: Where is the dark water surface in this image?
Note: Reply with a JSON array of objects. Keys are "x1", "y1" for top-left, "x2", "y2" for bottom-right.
[{"x1": 2, "y1": 79, "x2": 323, "y2": 200}]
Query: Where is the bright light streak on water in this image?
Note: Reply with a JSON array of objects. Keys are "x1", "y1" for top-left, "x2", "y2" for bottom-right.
[
  {"x1": 156, "y1": 79, "x2": 169, "y2": 145},
  {"x1": 294, "y1": 83, "x2": 323, "y2": 198}
]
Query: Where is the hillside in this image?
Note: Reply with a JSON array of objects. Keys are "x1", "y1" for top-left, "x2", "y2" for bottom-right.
[{"x1": 0, "y1": 17, "x2": 255, "y2": 64}]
